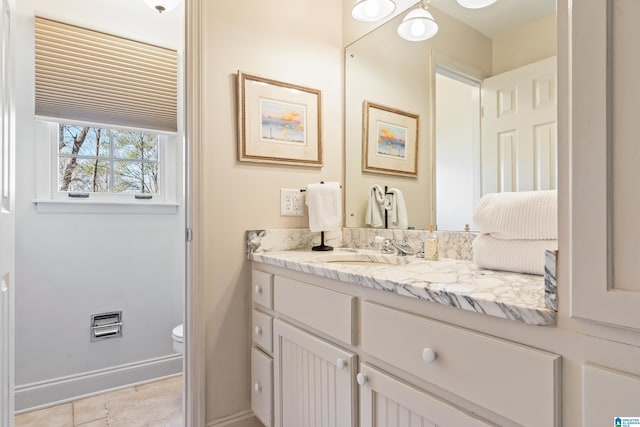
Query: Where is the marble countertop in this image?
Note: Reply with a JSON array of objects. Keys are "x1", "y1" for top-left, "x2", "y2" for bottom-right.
[{"x1": 252, "y1": 248, "x2": 555, "y2": 326}]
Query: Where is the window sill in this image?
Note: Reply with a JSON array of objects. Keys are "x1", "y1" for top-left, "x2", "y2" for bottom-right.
[{"x1": 33, "y1": 199, "x2": 179, "y2": 215}]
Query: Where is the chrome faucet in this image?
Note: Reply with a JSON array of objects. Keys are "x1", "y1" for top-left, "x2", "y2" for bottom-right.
[{"x1": 381, "y1": 238, "x2": 414, "y2": 256}]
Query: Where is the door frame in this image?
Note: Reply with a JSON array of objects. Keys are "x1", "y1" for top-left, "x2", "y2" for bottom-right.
[
  {"x1": 0, "y1": 0, "x2": 15, "y2": 425},
  {"x1": 184, "y1": 0, "x2": 206, "y2": 425}
]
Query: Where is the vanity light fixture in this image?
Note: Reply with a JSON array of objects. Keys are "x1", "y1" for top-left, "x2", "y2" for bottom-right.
[
  {"x1": 397, "y1": 0, "x2": 439, "y2": 41},
  {"x1": 352, "y1": 0, "x2": 397, "y2": 22},
  {"x1": 456, "y1": 0, "x2": 498, "y2": 9},
  {"x1": 144, "y1": 0, "x2": 181, "y2": 13}
]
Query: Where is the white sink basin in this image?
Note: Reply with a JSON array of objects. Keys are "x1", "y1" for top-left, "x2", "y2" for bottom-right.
[{"x1": 315, "y1": 251, "x2": 411, "y2": 266}]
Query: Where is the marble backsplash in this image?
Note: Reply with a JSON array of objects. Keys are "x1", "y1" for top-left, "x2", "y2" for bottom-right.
[{"x1": 246, "y1": 227, "x2": 478, "y2": 261}]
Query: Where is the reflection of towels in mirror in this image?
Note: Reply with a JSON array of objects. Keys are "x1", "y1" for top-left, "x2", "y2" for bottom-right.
[
  {"x1": 387, "y1": 188, "x2": 408, "y2": 230},
  {"x1": 366, "y1": 185, "x2": 386, "y2": 227},
  {"x1": 366, "y1": 185, "x2": 408, "y2": 229},
  {"x1": 305, "y1": 182, "x2": 341, "y2": 232}
]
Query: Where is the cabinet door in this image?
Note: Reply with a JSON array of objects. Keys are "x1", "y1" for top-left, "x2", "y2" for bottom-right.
[
  {"x1": 273, "y1": 319, "x2": 356, "y2": 427},
  {"x1": 358, "y1": 364, "x2": 494, "y2": 427},
  {"x1": 569, "y1": 0, "x2": 640, "y2": 330},
  {"x1": 583, "y1": 364, "x2": 640, "y2": 427}
]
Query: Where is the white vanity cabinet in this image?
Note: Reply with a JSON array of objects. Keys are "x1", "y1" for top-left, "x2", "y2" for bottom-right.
[
  {"x1": 358, "y1": 363, "x2": 494, "y2": 427},
  {"x1": 251, "y1": 270, "x2": 274, "y2": 427},
  {"x1": 251, "y1": 266, "x2": 561, "y2": 427},
  {"x1": 273, "y1": 319, "x2": 357, "y2": 427}
]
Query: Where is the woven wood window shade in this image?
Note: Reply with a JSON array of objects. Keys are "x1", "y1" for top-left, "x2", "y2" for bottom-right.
[{"x1": 35, "y1": 17, "x2": 177, "y2": 133}]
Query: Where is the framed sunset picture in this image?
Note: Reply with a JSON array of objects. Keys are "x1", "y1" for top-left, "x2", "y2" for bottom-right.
[
  {"x1": 237, "y1": 71, "x2": 322, "y2": 166},
  {"x1": 362, "y1": 101, "x2": 419, "y2": 177}
]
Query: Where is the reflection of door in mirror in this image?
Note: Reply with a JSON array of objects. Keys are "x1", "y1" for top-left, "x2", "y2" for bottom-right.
[
  {"x1": 435, "y1": 67, "x2": 481, "y2": 231},
  {"x1": 481, "y1": 56, "x2": 557, "y2": 194}
]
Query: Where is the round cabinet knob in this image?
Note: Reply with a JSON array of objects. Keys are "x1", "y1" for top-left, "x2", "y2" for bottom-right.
[
  {"x1": 254, "y1": 326, "x2": 262, "y2": 336},
  {"x1": 255, "y1": 285, "x2": 262, "y2": 295},
  {"x1": 356, "y1": 373, "x2": 368, "y2": 386},
  {"x1": 254, "y1": 382, "x2": 262, "y2": 392},
  {"x1": 336, "y1": 358, "x2": 347, "y2": 370},
  {"x1": 422, "y1": 347, "x2": 437, "y2": 363}
]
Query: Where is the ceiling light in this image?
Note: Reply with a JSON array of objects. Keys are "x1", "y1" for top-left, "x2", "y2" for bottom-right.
[
  {"x1": 397, "y1": 1, "x2": 439, "y2": 41},
  {"x1": 352, "y1": 0, "x2": 396, "y2": 22},
  {"x1": 456, "y1": 0, "x2": 498, "y2": 9},
  {"x1": 144, "y1": 0, "x2": 181, "y2": 13}
]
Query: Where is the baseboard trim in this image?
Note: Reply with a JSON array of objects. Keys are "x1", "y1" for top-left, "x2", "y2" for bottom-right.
[
  {"x1": 15, "y1": 354, "x2": 183, "y2": 413},
  {"x1": 208, "y1": 410, "x2": 260, "y2": 427}
]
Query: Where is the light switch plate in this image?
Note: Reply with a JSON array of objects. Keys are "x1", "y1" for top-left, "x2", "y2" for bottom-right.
[{"x1": 281, "y1": 188, "x2": 305, "y2": 216}]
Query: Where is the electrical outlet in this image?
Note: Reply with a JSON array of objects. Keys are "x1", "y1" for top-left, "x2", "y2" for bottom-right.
[{"x1": 281, "y1": 188, "x2": 305, "y2": 216}]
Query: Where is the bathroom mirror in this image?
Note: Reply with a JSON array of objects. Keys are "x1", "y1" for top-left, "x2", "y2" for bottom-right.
[{"x1": 344, "y1": 0, "x2": 556, "y2": 231}]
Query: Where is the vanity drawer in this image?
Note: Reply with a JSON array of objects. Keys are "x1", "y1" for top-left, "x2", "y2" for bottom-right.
[
  {"x1": 274, "y1": 276, "x2": 356, "y2": 345},
  {"x1": 251, "y1": 347, "x2": 273, "y2": 427},
  {"x1": 361, "y1": 302, "x2": 560, "y2": 426},
  {"x1": 253, "y1": 309, "x2": 273, "y2": 353},
  {"x1": 253, "y1": 269, "x2": 273, "y2": 309}
]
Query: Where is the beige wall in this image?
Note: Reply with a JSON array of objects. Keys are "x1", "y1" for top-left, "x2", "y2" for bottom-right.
[
  {"x1": 201, "y1": 0, "x2": 344, "y2": 422},
  {"x1": 492, "y1": 13, "x2": 557, "y2": 75}
]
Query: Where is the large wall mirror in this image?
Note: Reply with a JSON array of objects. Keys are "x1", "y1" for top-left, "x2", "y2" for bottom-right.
[{"x1": 345, "y1": 0, "x2": 557, "y2": 231}]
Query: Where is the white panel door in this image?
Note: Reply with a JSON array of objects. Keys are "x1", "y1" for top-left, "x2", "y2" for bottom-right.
[
  {"x1": 0, "y1": 0, "x2": 14, "y2": 425},
  {"x1": 570, "y1": 0, "x2": 640, "y2": 330},
  {"x1": 481, "y1": 56, "x2": 557, "y2": 195},
  {"x1": 273, "y1": 319, "x2": 356, "y2": 427},
  {"x1": 358, "y1": 364, "x2": 494, "y2": 427}
]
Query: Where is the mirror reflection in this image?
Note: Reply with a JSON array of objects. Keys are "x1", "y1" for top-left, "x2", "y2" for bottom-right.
[{"x1": 344, "y1": 0, "x2": 556, "y2": 231}]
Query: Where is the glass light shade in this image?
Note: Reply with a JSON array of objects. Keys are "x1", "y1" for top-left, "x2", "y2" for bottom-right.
[
  {"x1": 456, "y1": 0, "x2": 498, "y2": 9},
  {"x1": 397, "y1": 8, "x2": 439, "y2": 41},
  {"x1": 352, "y1": 0, "x2": 396, "y2": 22},
  {"x1": 144, "y1": 0, "x2": 181, "y2": 13}
]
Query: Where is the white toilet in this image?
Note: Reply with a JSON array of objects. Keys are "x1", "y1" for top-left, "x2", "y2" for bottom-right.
[{"x1": 172, "y1": 323, "x2": 184, "y2": 354}]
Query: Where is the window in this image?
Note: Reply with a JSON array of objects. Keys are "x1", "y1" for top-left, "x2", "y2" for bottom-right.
[
  {"x1": 32, "y1": 18, "x2": 179, "y2": 213},
  {"x1": 58, "y1": 124, "x2": 160, "y2": 195},
  {"x1": 35, "y1": 120, "x2": 178, "y2": 214}
]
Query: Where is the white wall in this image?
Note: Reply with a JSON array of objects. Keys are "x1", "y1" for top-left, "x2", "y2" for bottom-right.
[
  {"x1": 13, "y1": 0, "x2": 184, "y2": 410},
  {"x1": 435, "y1": 73, "x2": 479, "y2": 231},
  {"x1": 201, "y1": 0, "x2": 343, "y2": 422}
]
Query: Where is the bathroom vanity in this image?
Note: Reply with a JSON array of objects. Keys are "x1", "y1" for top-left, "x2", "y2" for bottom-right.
[{"x1": 248, "y1": 229, "x2": 640, "y2": 427}]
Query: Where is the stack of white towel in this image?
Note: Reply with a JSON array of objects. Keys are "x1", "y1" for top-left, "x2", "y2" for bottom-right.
[
  {"x1": 472, "y1": 190, "x2": 558, "y2": 275},
  {"x1": 365, "y1": 185, "x2": 408, "y2": 229}
]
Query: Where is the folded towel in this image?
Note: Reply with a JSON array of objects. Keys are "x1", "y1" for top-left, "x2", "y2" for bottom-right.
[
  {"x1": 305, "y1": 182, "x2": 341, "y2": 233},
  {"x1": 365, "y1": 185, "x2": 386, "y2": 228},
  {"x1": 387, "y1": 188, "x2": 408, "y2": 230},
  {"x1": 473, "y1": 190, "x2": 557, "y2": 240},
  {"x1": 472, "y1": 234, "x2": 558, "y2": 275}
]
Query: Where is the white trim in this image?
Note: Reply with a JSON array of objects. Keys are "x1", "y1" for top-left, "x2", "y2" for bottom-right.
[
  {"x1": 15, "y1": 354, "x2": 182, "y2": 413},
  {"x1": 32, "y1": 199, "x2": 179, "y2": 215},
  {"x1": 207, "y1": 410, "x2": 258, "y2": 427},
  {"x1": 184, "y1": 0, "x2": 206, "y2": 426}
]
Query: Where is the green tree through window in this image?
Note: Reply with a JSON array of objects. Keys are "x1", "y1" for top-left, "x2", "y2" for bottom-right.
[{"x1": 58, "y1": 124, "x2": 160, "y2": 195}]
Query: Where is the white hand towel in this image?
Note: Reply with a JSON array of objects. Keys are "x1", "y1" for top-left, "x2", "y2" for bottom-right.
[
  {"x1": 365, "y1": 184, "x2": 386, "y2": 228},
  {"x1": 387, "y1": 188, "x2": 408, "y2": 229},
  {"x1": 472, "y1": 190, "x2": 557, "y2": 240},
  {"x1": 472, "y1": 234, "x2": 558, "y2": 275},
  {"x1": 305, "y1": 182, "x2": 341, "y2": 233}
]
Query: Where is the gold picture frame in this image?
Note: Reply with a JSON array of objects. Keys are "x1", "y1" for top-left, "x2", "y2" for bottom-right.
[
  {"x1": 362, "y1": 101, "x2": 419, "y2": 177},
  {"x1": 237, "y1": 71, "x2": 322, "y2": 166}
]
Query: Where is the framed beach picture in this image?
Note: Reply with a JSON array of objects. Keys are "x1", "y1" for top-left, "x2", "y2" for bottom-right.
[
  {"x1": 237, "y1": 71, "x2": 322, "y2": 166},
  {"x1": 362, "y1": 101, "x2": 419, "y2": 177}
]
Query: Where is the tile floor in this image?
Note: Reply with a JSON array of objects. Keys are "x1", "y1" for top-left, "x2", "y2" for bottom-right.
[{"x1": 14, "y1": 375, "x2": 182, "y2": 427}]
